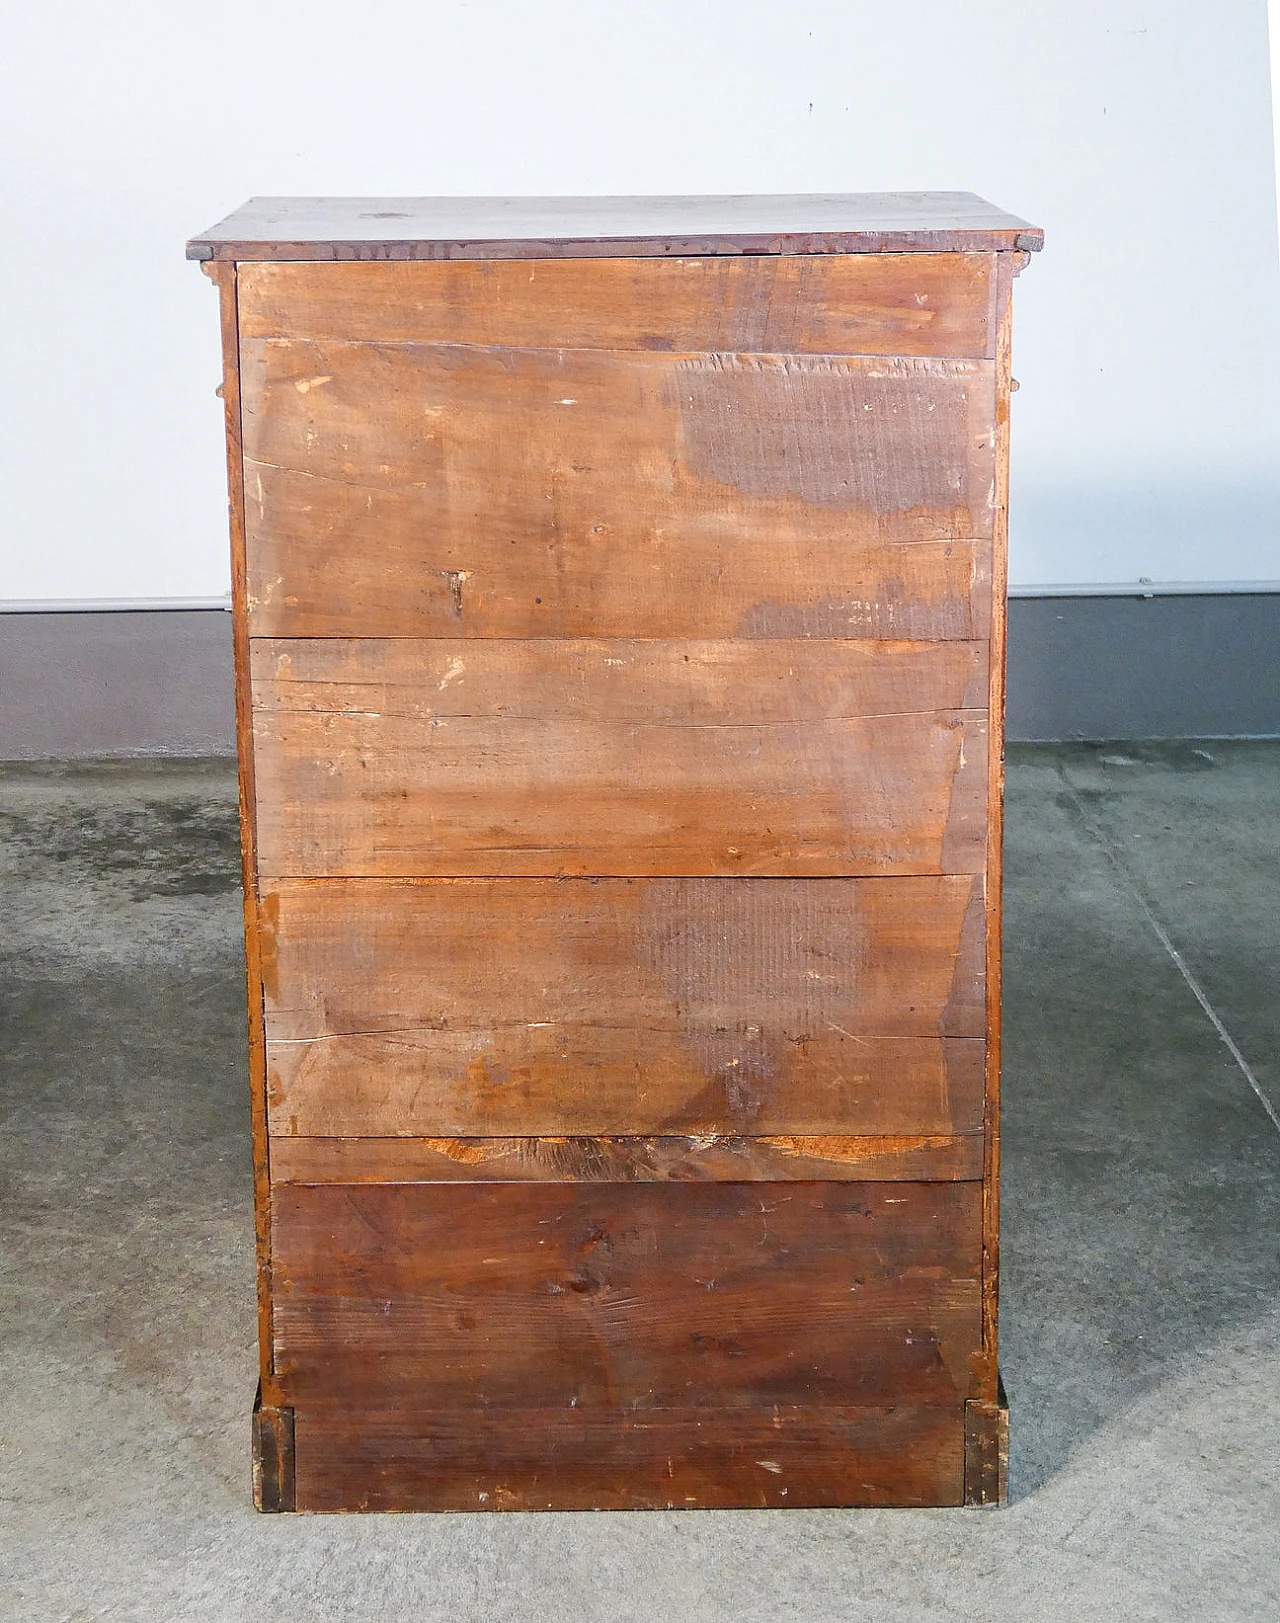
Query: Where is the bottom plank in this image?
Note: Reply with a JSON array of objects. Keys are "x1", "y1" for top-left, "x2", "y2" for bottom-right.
[{"x1": 291, "y1": 1402, "x2": 965, "y2": 1512}]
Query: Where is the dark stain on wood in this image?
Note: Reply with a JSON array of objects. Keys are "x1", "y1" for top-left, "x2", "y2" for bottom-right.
[{"x1": 671, "y1": 355, "x2": 992, "y2": 515}]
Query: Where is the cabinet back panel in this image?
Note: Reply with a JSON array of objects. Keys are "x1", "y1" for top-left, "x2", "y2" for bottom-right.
[{"x1": 193, "y1": 199, "x2": 1035, "y2": 1510}]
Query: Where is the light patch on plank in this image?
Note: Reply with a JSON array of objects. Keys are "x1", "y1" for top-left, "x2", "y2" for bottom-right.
[{"x1": 437, "y1": 656, "x2": 466, "y2": 691}]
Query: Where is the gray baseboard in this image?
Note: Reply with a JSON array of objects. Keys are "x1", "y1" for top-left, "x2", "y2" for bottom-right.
[
  {"x1": 1006, "y1": 592, "x2": 1280, "y2": 741},
  {"x1": 1, "y1": 594, "x2": 1277, "y2": 759},
  {"x1": 0, "y1": 610, "x2": 236, "y2": 760}
]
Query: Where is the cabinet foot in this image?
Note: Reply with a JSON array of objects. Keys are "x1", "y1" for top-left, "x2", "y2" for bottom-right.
[
  {"x1": 252, "y1": 1384, "x2": 296, "y2": 1513},
  {"x1": 963, "y1": 1375, "x2": 1009, "y2": 1506}
]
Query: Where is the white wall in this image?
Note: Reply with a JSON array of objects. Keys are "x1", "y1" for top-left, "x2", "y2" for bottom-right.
[{"x1": 1, "y1": 0, "x2": 1277, "y2": 601}]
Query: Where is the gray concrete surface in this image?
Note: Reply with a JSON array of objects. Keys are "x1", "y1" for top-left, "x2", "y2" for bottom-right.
[{"x1": 1, "y1": 745, "x2": 1277, "y2": 1621}]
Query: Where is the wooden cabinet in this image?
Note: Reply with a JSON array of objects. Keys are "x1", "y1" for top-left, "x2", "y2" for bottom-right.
[{"x1": 189, "y1": 193, "x2": 1041, "y2": 1512}]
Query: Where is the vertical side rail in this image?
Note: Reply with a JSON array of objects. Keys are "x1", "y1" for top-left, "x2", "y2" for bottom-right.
[
  {"x1": 204, "y1": 262, "x2": 282, "y2": 1416},
  {"x1": 966, "y1": 248, "x2": 1016, "y2": 1506},
  {"x1": 983, "y1": 249, "x2": 1014, "y2": 1394}
]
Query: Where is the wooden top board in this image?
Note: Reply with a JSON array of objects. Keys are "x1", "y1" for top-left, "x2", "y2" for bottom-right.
[{"x1": 187, "y1": 192, "x2": 1043, "y2": 262}]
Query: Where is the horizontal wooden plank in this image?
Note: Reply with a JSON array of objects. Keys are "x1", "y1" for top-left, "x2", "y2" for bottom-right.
[
  {"x1": 251, "y1": 637, "x2": 987, "y2": 878},
  {"x1": 268, "y1": 1132, "x2": 984, "y2": 1184},
  {"x1": 237, "y1": 255, "x2": 997, "y2": 356},
  {"x1": 240, "y1": 340, "x2": 996, "y2": 640},
  {"x1": 247, "y1": 473, "x2": 990, "y2": 642},
  {"x1": 262, "y1": 876, "x2": 986, "y2": 1138},
  {"x1": 293, "y1": 1402, "x2": 965, "y2": 1511},
  {"x1": 268, "y1": 1032, "x2": 984, "y2": 1140},
  {"x1": 253, "y1": 635, "x2": 989, "y2": 722},
  {"x1": 251, "y1": 707, "x2": 987, "y2": 877},
  {"x1": 272, "y1": 1180, "x2": 983, "y2": 1414}
]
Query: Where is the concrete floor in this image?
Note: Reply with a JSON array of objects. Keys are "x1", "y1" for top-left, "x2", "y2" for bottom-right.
[{"x1": 1, "y1": 743, "x2": 1277, "y2": 1621}]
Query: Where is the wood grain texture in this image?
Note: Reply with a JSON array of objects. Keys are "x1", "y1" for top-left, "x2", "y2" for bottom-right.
[
  {"x1": 253, "y1": 634, "x2": 988, "y2": 722},
  {"x1": 271, "y1": 1180, "x2": 983, "y2": 1412},
  {"x1": 269, "y1": 1033, "x2": 983, "y2": 1141},
  {"x1": 251, "y1": 637, "x2": 988, "y2": 878},
  {"x1": 187, "y1": 190, "x2": 1044, "y2": 263},
  {"x1": 237, "y1": 254, "x2": 998, "y2": 356},
  {"x1": 269, "y1": 1132, "x2": 984, "y2": 1185},
  {"x1": 241, "y1": 339, "x2": 995, "y2": 641},
  {"x1": 292, "y1": 1403, "x2": 965, "y2": 1511},
  {"x1": 261, "y1": 875, "x2": 985, "y2": 1138}
]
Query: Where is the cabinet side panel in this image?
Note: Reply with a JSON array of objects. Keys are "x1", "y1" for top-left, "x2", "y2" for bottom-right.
[{"x1": 205, "y1": 262, "x2": 278, "y2": 1400}]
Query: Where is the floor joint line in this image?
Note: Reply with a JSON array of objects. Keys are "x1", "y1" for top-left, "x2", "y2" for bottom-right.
[{"x1": 1057, "y1": 765, "x2": 1280, "y2": 1138}]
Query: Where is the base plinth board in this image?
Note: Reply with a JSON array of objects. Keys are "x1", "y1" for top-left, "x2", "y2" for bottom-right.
[{"x1": 249, "y1": 1385, "x2": 1010, "y2": 1512}]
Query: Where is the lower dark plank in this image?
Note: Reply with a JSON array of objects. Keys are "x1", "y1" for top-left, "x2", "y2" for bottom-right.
[
  {"x1": 272, "y1": 1181, "x2": 982, "y2": 1413},
  {"x1": 293, "y1": 1402, "x2": 965, "y2": 1512},
  {"x1": 268, "y1": 1132, "x2": 984, "y2": 1184}
]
